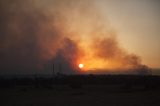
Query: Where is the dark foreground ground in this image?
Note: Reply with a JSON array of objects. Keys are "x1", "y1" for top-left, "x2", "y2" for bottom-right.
[{"x1": 0, "y1": 75, "x2": 160, "y2": 106}]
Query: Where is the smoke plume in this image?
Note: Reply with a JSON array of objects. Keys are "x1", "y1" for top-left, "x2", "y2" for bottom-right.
[{"x1": 0, "y1": 0, "x2": 150, "y2": 74}]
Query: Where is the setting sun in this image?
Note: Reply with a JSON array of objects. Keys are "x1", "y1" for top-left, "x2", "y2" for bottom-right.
[{"x1": 79, "y1": 64, "x2": 84, "y2": 69}]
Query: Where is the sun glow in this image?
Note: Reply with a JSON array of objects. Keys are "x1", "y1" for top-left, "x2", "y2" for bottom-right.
[{"x1": 79, "y1": 63, "x2": 84, "y2": 69}]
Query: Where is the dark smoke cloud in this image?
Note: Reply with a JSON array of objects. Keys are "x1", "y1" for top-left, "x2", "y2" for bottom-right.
[
  {"x1": 0, "y1": 0, "x2": 150, "y2": 74},
  {"x1": 91, "y1": 36, "x2": 150, "y2": 74},
  {"x1": 92, "y1": 36, "x2": 121, "y2": 59},
  {"x1": 0, "y1": 0, "x2": 65, "y2": 74},
  {"x1": 52, "y1": 38, "x2": 84, "y2": 74},
  {"x1": 0, "y1": 0, "x2": 88, "y2": 74}
]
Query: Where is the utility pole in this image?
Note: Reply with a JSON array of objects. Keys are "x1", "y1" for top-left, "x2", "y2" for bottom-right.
[
  {"x1": 59, "y1": 62, "x2": 61, "y2": 74},
  {"x1": 53, "y1": 63, "x2": 55, "y2": 77}
]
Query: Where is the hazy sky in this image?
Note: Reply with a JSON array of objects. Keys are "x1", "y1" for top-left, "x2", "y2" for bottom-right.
[
  {"x1": 96, "y1": 0, "x2": 160, "y2": 68},
  {"x1": 0, "y1": 0, "x2": 159, "y2": 75}
]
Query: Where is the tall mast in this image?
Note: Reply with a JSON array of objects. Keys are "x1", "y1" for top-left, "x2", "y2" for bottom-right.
[{"x1": 53, "y1": 63, "x2": 55, "y2": 76}]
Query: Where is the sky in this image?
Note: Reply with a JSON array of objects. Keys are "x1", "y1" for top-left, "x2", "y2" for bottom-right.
[
  {"x1": 0, "y1": 0, "x2": 159, "y2": 75},
  {"x1": 96, "y1": 0, "x2": 160, "y2": 68}
]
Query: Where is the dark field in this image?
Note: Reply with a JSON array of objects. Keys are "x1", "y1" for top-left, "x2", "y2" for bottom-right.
[{"x1": 1, "y1": 75, "x2": 160, "y2": 106}]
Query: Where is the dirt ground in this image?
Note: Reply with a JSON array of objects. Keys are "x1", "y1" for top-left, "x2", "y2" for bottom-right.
[{"x1": 1, "y1": 85, "x2": 160, "y2": 106}]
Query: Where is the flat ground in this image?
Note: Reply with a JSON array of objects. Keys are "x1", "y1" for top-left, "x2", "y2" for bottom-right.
[{"x1": 1, "y1": 85, "x2": 160, "y2": 106}]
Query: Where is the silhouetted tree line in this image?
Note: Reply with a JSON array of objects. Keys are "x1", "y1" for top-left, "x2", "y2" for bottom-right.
[{"x1": 0, "y1": 75, "x2": 160, "y2": 90}]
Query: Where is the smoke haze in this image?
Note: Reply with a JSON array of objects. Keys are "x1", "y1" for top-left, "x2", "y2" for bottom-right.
[{"x1": 0, "y1": 0, "x2": 149, "y2": 74}]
